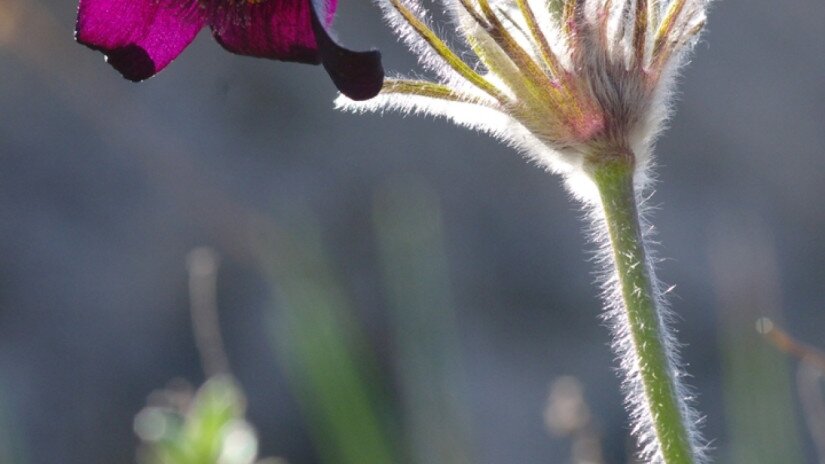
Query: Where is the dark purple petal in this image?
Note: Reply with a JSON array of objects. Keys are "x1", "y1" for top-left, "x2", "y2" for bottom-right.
[
  {"x1": 211, "y1": 0, "x2": 383, "y2": 100},
  {"x1": 76, "y1": 0, "x2": 205, "y2": 81},
  {"x1": 311, "y1": 8, "x2": 383, "y2": 101}
]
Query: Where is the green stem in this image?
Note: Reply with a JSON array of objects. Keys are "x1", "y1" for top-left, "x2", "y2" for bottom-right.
[{"x1": 592, "y1": 157, "x2": 696, "y2": 464}]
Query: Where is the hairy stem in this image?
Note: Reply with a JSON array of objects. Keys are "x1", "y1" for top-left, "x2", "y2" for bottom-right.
[{"x1": 592, "y1": 157, "x2": 697, "y2": 464}]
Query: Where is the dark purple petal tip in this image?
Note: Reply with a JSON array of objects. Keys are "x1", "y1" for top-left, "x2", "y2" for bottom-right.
[
  {"x1": 211, "y1": 0, "x2": 383, "y2": 99},
  {"x1": 78, "y1": 42, "x2": 157, "y2": 81},
  {"x1": 320, "y1": 47, "x2": 384, "y2": 101},
  {"x1": 311, "y1": 9, "x2": 384, "y2": 101},
  {"x1": 75, "y1": 0, "x2": 204, "y2": 81}
]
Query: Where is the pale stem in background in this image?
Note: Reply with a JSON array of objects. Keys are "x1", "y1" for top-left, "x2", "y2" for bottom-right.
[
  {"x1": 186, "y1": 247, "x2": 230, "y2": 378},
  {"x1": 545, "y1": 376, "x2": 604, "y2": 464}
]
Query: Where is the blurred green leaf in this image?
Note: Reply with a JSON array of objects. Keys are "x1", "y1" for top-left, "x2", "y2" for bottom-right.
[
  {"x1": 710, "y1": 223, "x2": 805, "y2": 464},
  {"x1": 0, "y1": 377, "x2": 27, "y2": 464},
  {"x1": 373, "y1": 178, "x2": 474, "y2": 464},
  {"x1": 721, "y1": 318, "x2": 804, "y2": 464},
  {"x1": 259, "y1": 209, "x2": 399, "y2": 464}
]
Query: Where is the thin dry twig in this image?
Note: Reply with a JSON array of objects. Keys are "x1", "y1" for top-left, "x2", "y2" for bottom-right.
[
  {"x1": 758, "y1": 317, "x2": 825, "y2": 464},
  {"x1": 757, "y1": 317, "x2": 825, "y2": 373}
]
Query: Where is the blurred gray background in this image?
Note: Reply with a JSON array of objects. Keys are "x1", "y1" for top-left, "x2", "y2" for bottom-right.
[{"x1": 1, "y1": 1, "x2": 824, "y2": 463}]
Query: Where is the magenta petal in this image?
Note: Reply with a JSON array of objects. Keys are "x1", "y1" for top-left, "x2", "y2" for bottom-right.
[
  {"x1": 76, "y1": 0, "x2": 206, "y2": 81},
  {"x1": 211, "y1": 0, "x2": 322, "y2": 64},
  {"x1": 211, "y1": 0, "x2": 383, "y2": 100}
]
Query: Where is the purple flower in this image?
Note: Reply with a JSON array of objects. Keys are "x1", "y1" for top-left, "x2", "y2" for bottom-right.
[{"x1": 75, "y1": 0, "x2": 383, "y2": 100}]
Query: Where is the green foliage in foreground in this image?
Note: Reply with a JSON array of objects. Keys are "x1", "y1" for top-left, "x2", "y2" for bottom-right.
[{"x1": 134, "y1": 376, "x2": 275, "y2": 464}]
